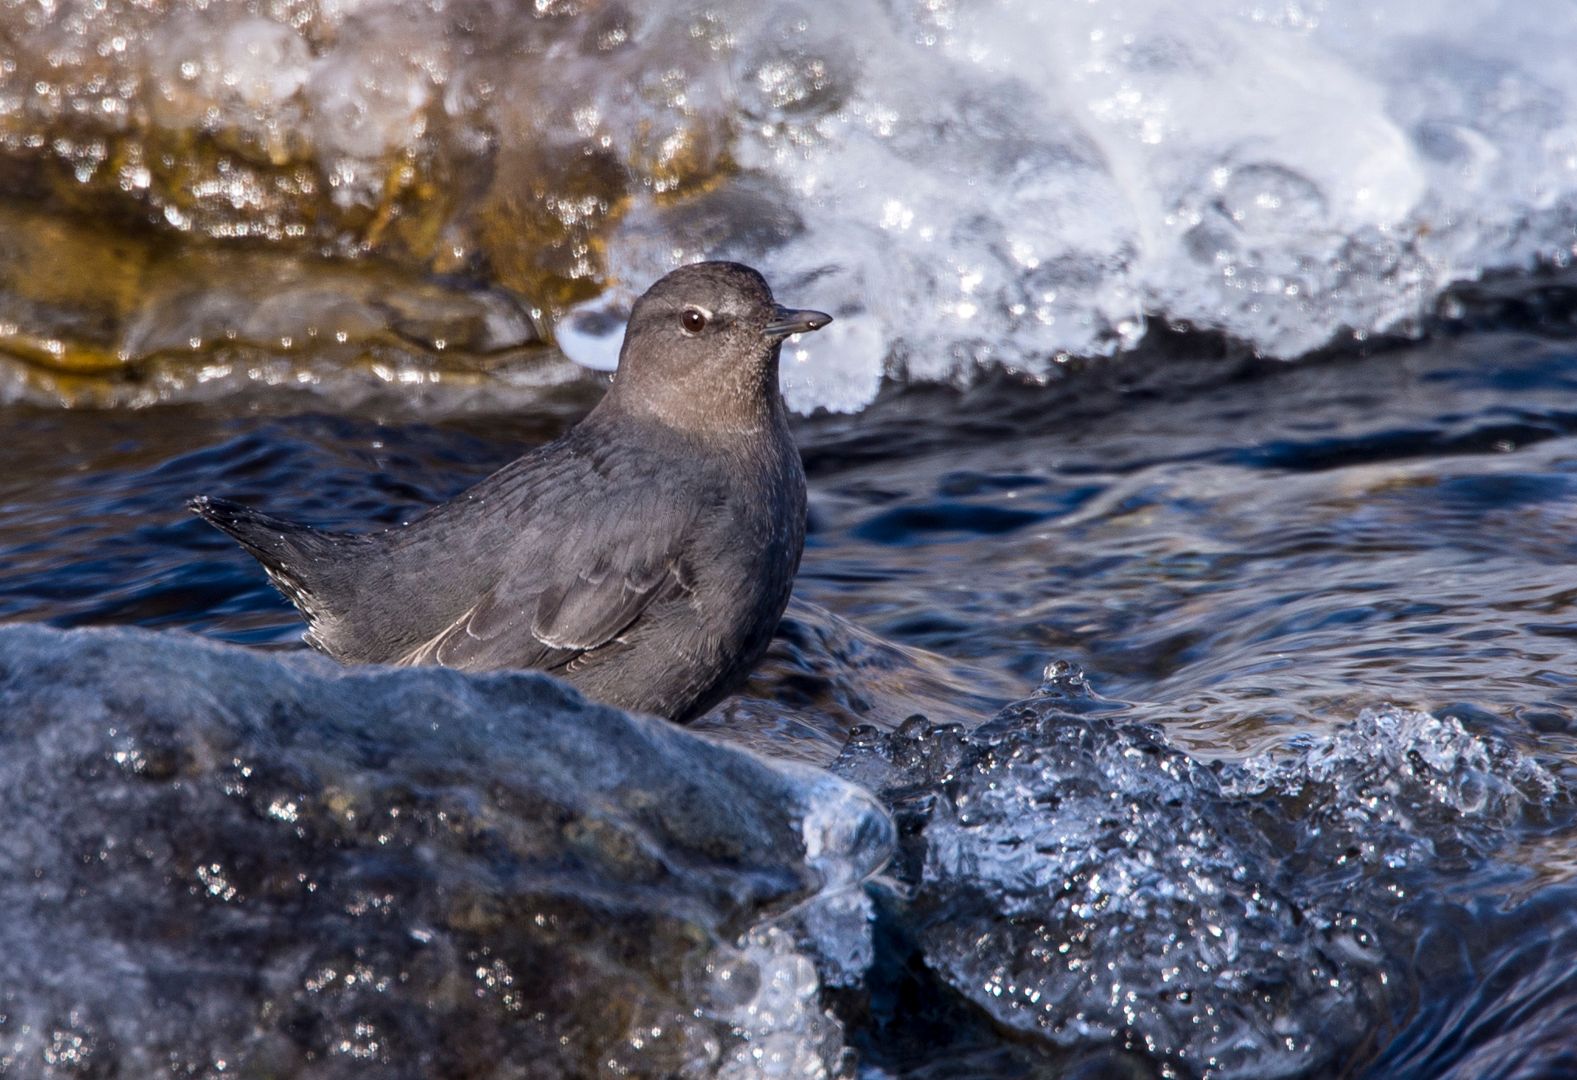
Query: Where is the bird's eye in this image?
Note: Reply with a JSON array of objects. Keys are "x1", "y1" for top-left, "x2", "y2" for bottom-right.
[{"x1": 680, "y1": 308, "x2": 708, "y2": 334}]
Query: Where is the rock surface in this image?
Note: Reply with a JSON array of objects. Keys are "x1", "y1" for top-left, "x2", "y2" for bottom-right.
[{"x1": 0, "y1": 623, "x2": 891, "y2": 1078}]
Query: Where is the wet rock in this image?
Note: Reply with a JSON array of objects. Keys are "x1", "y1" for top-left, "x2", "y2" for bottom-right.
[
  {"x1": 0, "y1": 623, "x2": 892, "y2": 1078},
  {"x1": 0, "y1": 202, "x2": 550, "y2": 408}
]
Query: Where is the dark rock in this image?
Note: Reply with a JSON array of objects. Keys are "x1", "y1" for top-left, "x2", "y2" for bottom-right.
[{"x1": 0, "y1": 623, "x2": 892, "y2": 1078}]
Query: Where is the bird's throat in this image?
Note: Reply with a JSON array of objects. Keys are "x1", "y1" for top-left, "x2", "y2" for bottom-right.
[{"x1": 607, "y1": 347, "x2": 784, "y2": 438}]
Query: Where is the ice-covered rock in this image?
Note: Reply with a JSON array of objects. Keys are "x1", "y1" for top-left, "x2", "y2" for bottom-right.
[
  {"x1": 0, "y1": 623, "x2": 892, "y2": 1077},
  {"x1": 4, "y1": 0, "x2": 1577, "y2": 410},
  {"x1": 540, "y1": 0, "x2": 1577, "y2": 409},
  {"x1": 1219, "y1": 706, "x2": 1558, "y2": 872},
  {"x1": 834, "y1": 662, "x2": 1557, "y2": 1077}
]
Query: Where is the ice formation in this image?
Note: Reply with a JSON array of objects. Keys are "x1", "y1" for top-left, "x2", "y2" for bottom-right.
[
  {"x1": 2, "y1": 0, "x2": 1576, "y2": 410},
  {"x1": 834, "y1": 662, "x2": 1559, "y2": 1075}
]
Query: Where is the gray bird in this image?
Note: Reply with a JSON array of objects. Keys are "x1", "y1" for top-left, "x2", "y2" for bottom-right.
[{"x1": 190, "y1": 261, "x2": 830, "y2": 723}]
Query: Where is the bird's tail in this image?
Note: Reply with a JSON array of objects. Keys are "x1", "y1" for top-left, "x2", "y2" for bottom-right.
[{"x1": 188, "y1": 495, "x2": 357, "y2": 640}]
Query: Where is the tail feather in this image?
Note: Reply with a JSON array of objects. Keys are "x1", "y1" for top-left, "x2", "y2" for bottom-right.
[{"x1": 188, "y1": 495, "x2": 354, "y2": 632}]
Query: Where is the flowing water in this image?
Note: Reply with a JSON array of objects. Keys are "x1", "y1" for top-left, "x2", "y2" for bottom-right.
[
  {"x1": 5, "y1": 1, "x2": 1577, "y2": 1077},
  {"x1": 6, "y1": 308, "x2": 1577, "y2": 1077}
]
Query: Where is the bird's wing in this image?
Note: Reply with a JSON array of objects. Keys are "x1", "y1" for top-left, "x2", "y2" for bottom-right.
[{"x1": 397, "y1": 453, "x2": 703, "y2": 673}]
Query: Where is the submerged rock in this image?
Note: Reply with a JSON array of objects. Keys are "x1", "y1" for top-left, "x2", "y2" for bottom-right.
[{"x1": 0, "y1": 623, "x2": 892, "y2": 1078}]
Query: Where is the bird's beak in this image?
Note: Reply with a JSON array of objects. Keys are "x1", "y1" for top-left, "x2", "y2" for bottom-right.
[{"x1": 764, "y1": 305, "x2": 833, "y2": 341}]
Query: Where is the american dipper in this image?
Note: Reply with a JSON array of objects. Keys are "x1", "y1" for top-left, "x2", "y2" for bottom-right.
[{"x1": 190, "y1": 261, "x2": 830, "y2": 723}]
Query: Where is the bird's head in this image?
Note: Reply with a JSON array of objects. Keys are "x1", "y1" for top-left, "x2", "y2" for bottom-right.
[{"x1": 603, "y1": 261, "x2": 831, "y2": 435}]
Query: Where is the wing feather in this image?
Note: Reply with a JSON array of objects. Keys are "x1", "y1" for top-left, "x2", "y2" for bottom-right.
[{"x1": 394, "y1": 437, "x2": 703, "y2": 673}]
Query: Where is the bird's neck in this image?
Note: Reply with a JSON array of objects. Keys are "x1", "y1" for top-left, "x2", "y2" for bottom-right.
[{"x1": 602, "y1": 349, "x2": 786, "y2": 439}]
